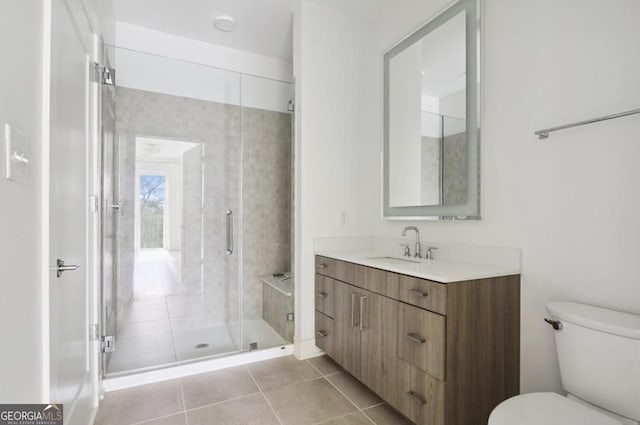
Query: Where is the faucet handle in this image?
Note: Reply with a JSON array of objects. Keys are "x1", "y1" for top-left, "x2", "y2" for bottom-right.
[
  {"x1": 426, "y1": 246, "x2": 438, "y2": 260},
  {"x1": 400, "y1": 244, "x2": 411, "y2": 257}
]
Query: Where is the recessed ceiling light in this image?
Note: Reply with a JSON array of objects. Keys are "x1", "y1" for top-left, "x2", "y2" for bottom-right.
[{"x1": 213, "y1": 15, "x2": 236, "y2": 32}]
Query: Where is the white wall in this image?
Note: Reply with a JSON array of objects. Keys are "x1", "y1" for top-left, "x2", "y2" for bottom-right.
[
  {"x1": 368, "y1": 0, "x2": 640, "y2": 393},
  {"x1": 293, "y1": 0, "x2": 374, "y2": 357},
  {"x1": 116, "y1": 22, "x2": 293, "y2": 83},
  {"x1": 113, "y1": 23, "x2": 293, "y2": 113},
  {"x1": 297, "y1": 0, "x2": 640, "y2": 393},
  {"x1": 0, "y1": 0, "x2": 46, "y2": 402},
  {"x1": 439, "y1": 88, "x2": 466, "y2": 120}
]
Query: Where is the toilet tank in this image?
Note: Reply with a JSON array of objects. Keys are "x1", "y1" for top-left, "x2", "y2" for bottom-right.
[{"x1": 547, "y1": 302, "x2": 640, "y2": 421}]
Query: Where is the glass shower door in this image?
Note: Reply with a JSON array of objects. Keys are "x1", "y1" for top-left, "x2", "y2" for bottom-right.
[{"x1": 103, "y1": 50, "x2": 243, "y2": 373}]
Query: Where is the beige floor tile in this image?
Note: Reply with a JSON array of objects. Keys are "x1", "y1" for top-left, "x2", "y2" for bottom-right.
[
  {"x1": 94, "y1": 380, "x2": 183, "y2": 425},
  {"x1": 326, "y1": 372, "x2": 383, "y2": 409},
  {"x1": 186, "y1": 393, "x2": 280, "y2": 425},
  {"x1": 307, "y1": 355, "x2": 343, "y2": 376},
  {"x1": 138, "y1": 413, "x2": 187, "y2": 425},
  {"x1": 362, "y1": 404, "x2": 413, "y2": 425},
  {"x1": 318, "y1": 412, "x2": 374, "y2": 425},
  {"x1": 181, "y1": 366, "x2": 259, "y2": 409},
  {"x1": 264, "y1": 377, "x2": 357, "y2": 425},
  {"x1": 248, "y1": 355, "x2": 320, "y2": 391}
]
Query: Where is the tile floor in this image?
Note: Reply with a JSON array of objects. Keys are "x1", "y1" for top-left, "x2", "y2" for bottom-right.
[{"x1": 96, "y1": 355, "x2": 413, "y2": 425}]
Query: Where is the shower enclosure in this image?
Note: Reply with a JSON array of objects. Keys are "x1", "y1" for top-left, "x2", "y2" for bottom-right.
[
  {"x1": 420, "y1": 110, "x2": 468, "y2": 206},
  {"x1": 101, "y1": 48, "x2": 294, "y2": 375}
]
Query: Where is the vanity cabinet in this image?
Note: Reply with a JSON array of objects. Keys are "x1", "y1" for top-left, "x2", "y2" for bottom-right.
[{"x1": 315, "y1": 255, "x2": 520, "y2": 425}]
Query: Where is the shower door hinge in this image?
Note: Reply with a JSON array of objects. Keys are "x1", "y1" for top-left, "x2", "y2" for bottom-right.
[
  {"x1": 91, "y1": 63, "x2": 116, "y2": 86},
  {"x1": 101, "y1": 335, "x2": 115, "y2": 353}
]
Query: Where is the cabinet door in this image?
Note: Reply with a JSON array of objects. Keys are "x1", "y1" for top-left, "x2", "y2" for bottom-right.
[
  {"x1": 333, "y1": 280, "x2": 362, "y2": 379},
  {"x1": 360, "y1": 290, "x2": 399, "y2": 408}
]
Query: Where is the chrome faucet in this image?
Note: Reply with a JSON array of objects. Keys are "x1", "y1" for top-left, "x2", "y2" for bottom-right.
[{"x1": 402, "y1": 226, "x2": 422, "y2": 258}]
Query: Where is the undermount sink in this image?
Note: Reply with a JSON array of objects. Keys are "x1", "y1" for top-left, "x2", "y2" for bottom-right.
[{"x1": 366, "y1": 256, "x2": 421, "y2": 265}]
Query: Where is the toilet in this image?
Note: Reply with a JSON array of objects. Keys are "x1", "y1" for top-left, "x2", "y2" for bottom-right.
[{"x1": 489, "y1": 301, "x2": 640, "y2": 425}]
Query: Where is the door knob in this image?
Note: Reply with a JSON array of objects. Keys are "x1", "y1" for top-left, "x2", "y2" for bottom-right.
[{"x1": 56, "y1": 259, "x2": 81, "y2": 278}]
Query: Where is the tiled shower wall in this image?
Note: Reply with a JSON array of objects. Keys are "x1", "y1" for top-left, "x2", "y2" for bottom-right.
[
  {"x1": 420, "y1": 132, "x2": 468, "y2": 206},
  {"x1": 115, "y1": 87, "x2": 291, "y2": 332},
  {"x1": 242, "y1": 108, "x2": 292, "y2": 325}
]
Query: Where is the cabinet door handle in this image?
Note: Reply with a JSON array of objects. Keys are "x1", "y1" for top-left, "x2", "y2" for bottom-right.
[
  {"x1": 405, "y1": 333, "x2": 426, "y2": 344},
  {"x1": 359, "y1": 295, "x2": 367, "y2": 332},
  {"x1": 316, "y1": 330, "x2": 328, "y2": 337},
  {"x1": 316, "y1": 292, "x2": 327, "y2": 299},
  {"x1": 410, "y1": 289, "x2": 429, "y2": 297},
  {"x1": 406, "y1": 391, "x2": 427, "y2": 405},
  {"x1": 351, "y1": 292, "x2": 359, "y2": 328}
]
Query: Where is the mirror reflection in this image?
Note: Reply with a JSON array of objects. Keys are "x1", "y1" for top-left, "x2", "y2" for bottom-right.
[{"x1": 388, "y1": 11, "x2": 467, "y2": 208}]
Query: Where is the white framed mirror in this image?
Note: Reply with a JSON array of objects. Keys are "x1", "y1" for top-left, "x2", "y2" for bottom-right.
[{"x1": 383, "y1": 0, "x2": 481, "y2": 220}]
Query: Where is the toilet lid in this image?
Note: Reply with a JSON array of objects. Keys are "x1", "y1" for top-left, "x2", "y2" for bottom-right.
[{"x1": 489, "y1": 393, "x2": 622, "y2": 425}]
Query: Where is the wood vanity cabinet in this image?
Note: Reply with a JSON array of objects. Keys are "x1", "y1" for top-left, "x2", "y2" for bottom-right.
[{"x1": 314, "y1": 255, "x2": 520, "y2": 425}]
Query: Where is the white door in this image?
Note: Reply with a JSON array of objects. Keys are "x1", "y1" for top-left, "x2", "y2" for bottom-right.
[{"x1": 49, "y1": 1, "x2": 96, "y2": 424}]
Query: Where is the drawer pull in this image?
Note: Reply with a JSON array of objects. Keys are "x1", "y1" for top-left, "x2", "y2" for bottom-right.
[
  {"x1": 316, "y1": 263, "x2": 327, "y2": 269},
  {"x1": 410, "y1": 289, "x2": 429, "y2": 297},
  {"x1": 405, "y1": 333, "x2": 426, "y2": 344},
  {"x1": 316, "y1": 292, "x2": 327, "y2": 299},
  {"x1": 316, "y1": 330, "x2": 328, "y2": 337},
  {"x1": 406, "y1": 391, "x2": 427, "y2": 405}
]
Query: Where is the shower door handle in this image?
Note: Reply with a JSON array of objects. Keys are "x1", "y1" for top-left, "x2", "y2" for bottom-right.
[{"x1": 226, "y1": 210, "x2": 233, "y2": 255}]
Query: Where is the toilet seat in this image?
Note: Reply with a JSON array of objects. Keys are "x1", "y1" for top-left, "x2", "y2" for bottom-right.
[{"x1": 489, "y1": 392, "x2": 622, "y2": 425}]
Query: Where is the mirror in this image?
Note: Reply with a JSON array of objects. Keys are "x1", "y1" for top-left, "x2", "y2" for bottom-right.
[{"x1": 383, "y1": 0, "x2": 480, "y2": 219}]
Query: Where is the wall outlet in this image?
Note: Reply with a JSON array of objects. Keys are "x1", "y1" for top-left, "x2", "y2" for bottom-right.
[{"x1": 286, "y1": 312, "x2": 294, "y2": 322}]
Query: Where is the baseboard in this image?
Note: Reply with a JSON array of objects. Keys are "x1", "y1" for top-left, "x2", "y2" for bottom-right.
[
  {"x1": 293, "y1": 336, "x2": 322, "y2": 360},
  {"x1": 103, "y1": 344, "x2": 293, "y2": 392}
]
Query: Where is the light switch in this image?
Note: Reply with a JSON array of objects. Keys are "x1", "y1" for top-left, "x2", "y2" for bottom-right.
[{"x1": 4, "y1": 124, "x2": 29, "y2": 183}]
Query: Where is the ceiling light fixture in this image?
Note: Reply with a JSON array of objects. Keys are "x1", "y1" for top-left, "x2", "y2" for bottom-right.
[{"x1": 213, "y1": 15, "x2": 236, "y2": 32}]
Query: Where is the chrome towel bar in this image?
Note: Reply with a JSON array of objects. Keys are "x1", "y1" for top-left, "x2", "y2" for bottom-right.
[{"x1": 535, "y1": 107, "x2": 640, "y2": 139}]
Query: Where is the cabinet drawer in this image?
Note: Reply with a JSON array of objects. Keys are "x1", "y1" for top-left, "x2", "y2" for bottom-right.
[
  {"x1": 397, "y1": 274, "x2": 447, "y2": 315},
  {"x1": 315, "y1": 256, "x2": 335, "y2": 277},
  {"x1": 315, "y1": 274, "x2": 335, "y2": 318},
  {"x1": 398, "y1": 360, "x2": 445, "y2": 425},
  {"x1": 355, "y1": 266, "x2": 397, "y2": 298},
  {"x1": 399, "y1": 303, "x2": 445, "y2": 380},
  {"x1": 315, "y1": 256, "x2": 355, "y2": 284},
  {"x1": 315, "y1": 311, "x2": 335, "y2": 358}
]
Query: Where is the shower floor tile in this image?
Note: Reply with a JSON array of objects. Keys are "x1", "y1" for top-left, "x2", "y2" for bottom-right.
[
  {"x1": 108, "y1": 318, "x2": 290, "y2": 374},
  {"x1": 241, "y1": 319, "x2": 289, "y2": 350},
  {"x1": 173, "y1": 326, "x2": 239, "y2": 361}
]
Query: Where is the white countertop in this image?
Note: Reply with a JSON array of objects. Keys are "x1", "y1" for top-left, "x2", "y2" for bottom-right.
[{"x1": 316, "y1": 250, "x2": 521, "y2": 283}]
